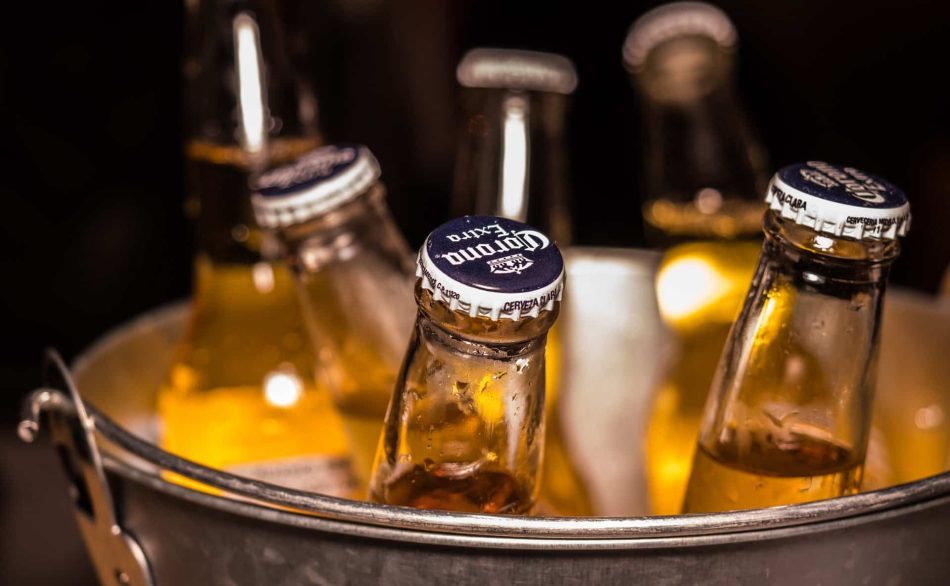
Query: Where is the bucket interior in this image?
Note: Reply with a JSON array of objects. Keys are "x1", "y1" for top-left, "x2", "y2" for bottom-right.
[{"x1": 71, "y1": 247, "x2": 950, "y2": 519}]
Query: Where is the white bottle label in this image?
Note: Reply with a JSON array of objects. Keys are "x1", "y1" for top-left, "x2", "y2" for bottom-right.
[{"x1": 227, "y1": 455, "x2": 356, "y2": 497}]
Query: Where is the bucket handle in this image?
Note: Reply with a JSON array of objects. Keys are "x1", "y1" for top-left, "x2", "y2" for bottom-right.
[{"x1": 19, "y1": 349, "x2": 154, "y2": 586}]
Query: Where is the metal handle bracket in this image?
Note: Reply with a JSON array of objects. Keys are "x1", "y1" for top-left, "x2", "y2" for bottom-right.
[{"x1": 20, "y1": 349, "x2": 154, "y2": 586}]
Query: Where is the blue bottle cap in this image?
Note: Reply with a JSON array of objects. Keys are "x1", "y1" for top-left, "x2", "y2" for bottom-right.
[
  {"x1": 767, "y1": 162, "x2": 911, "y2": 240},
  {"x1": 418, "y1": 216, "x2": 565, "y2": 321},
  {"x1": 251, "y1": 144, "x2": 380, "y2": 229}
]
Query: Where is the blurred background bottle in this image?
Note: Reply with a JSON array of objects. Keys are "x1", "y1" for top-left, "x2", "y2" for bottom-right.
[
  {"x1": 158, "y1": 0, "x2": 355, "y2": 495},
  {"x1": 369, "y1": 216, "x2": 564, "y2": 514},
  {"x1": 453, "y1": 48, "x2": 591, "y2": 515},
  {"x1": 622, "y1": 2, "x2": 768, "y2": 514},
  {"x1": 682, "y1": 162, "x2": 910, "y2": 513},
  {"x1": 252, "y1": 144, "x2": 417, "y2": 489}
]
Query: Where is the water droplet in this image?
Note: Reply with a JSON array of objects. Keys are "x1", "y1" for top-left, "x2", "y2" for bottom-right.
[
  {"x1": 514, "y1": 359, "x2": 529, "y2": 373},
  {"x1": 850, "y1": 293, "x2": 869, "y2": 311}
]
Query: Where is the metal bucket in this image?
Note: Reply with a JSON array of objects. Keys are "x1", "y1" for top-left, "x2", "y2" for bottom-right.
[{"x1": 21, "y1": 248, "x2": 950, "y2": 585}]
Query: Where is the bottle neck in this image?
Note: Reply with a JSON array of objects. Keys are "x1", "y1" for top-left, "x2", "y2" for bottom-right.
[
  {"x1": 698, "y1": 211, "x2": 899, "y2": 465},
  {"x1": 369, "y1": 284, "x2": 553, "y2": 513},
  {"x1": 415, "y1": 285, "x2": 558, "y2": 351},
  {"x1": 278, "y1": 185, "x2": 415, "y2": 276},
  {"x1": 452, "y1": 88, "x2": 573, "y2": 245},
  {"x1": 635, "y1": 36, "x2": 765, "y2": 243},
  {"x1": 184, "y1": 0, "x2": 320, "y2": 265}
]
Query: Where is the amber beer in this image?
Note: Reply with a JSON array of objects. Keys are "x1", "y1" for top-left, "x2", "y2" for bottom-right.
[
  {"x1": 369, "y1": 216, "x2": 564, "y2": 514},
  {"x1": 251, "y1": 144, "x2": 417, "y2": 488},
  {"x1": 159, "y1": 3, "x2": 354, "y2": 495},
  {"x1": 452, "y1": 48, "x2": 591, "y2": 515},
  {"x1": 682, "y1": 162, "x2": 911, "y2": 513},
  {"x1": 622, "y1": 1, "x2": 768, "y2": 514}
]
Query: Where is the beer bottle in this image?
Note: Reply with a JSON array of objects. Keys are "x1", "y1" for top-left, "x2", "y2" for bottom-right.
[
  {"x1": 682, "y1": 162, "x2": 911, "y2": 513},
  {"x1": 623, "y1": 2, "x2": 768, "y2": 514},
  {"x1": 453, "y1": 48, "x2": 577, "y2": 244},
  {"x1": 454, "y1": 48, "x2": 591, "y2": 515},
  {"x1": 368, "y1": 216, "x2": 564, "y2": 514},
  {"x1": 159, "y1": 2, "x2": 355, "y2": 495},
  {"x1": 251, "y1": 144, "x2": 417, "y2": 487}
]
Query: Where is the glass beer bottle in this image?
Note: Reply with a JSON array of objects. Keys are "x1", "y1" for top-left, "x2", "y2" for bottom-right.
[
  {"x1": 682, "y1": 162, "x2": 911, "y2": 513},
  {"x1": 252, "y1": 144, "x2": 417, "y2": 487},
  {"x1": 453, "y1": 48, "x2": 591, "y2": 515},
  {"x1": 623, "y1": 1, "x2": 768, "y2": 514},
  {"x1": 159, "y1": 1, "x2": 355, "y2": 495},
  {"x1": 369, "y1": 216, "x2": 564, "y2": 514}
]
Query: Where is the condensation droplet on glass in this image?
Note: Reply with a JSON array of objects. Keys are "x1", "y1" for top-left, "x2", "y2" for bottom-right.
[
  {"x1": 514, "y1": 358, "x2": 529, "y2": 373},
  {"x1": 850, "y1": 293, "x2": 869, "y2": 311},
  {"x1": 425, "y1": 359, "x2": 444, "y2": 378}
]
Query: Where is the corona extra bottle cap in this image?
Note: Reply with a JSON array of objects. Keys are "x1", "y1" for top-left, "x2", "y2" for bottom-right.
[
  {"x1": 252, "y1": 144, "x2": 380, "y2": 229},
  {"x1": 418, "y1": 216, "x2": 565, "y2": 321},
  {"x1": 766, "y1": 161, "x2": 911, "y2": 240}
]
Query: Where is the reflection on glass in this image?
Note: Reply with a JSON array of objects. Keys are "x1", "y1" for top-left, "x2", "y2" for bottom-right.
[
  {"x1": 498, "y1": 94, "x2": 529, "y2": 222},
  {"x1": 234, "y1": 12, "x2": 266, "y2": 156}
]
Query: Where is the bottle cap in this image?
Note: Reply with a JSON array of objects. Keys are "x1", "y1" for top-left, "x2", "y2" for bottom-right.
[
  {"x1": 251, "y1": 144, "x2": 380, "y2": 229},
  {"x1": 457, "y1": 48, "x2": 578, "y2": 95},
  {"x1": 623, "y1": 2, "x2": 736, "y2": 70},
  {"x1": 767, "y1": 162, "x2": 911, "y2": 240},
  {"x1": 418, "y1": 216, "x2": 565, "y2": 321}
]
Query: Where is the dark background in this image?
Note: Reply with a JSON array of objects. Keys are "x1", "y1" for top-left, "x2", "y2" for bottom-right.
[{"x1": 2, "y1": 1, "x2": 949, "y2": 583}]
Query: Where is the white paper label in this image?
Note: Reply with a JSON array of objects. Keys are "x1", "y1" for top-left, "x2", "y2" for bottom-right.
[{"x1": 227, "y1": 455, "x2": 356, "y2": 497}]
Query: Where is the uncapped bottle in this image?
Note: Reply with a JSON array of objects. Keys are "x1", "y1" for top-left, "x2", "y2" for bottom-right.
[
  {"x1": 623, "y1": 1, "x2": 767, "y2": 514},
  {"x1": 453, "y1": 48, "x2": 577, "y2": 244},
  {"x1": 159, "y1": 1, "x2": 354, "y2": 495},
  {"x1": 453, "y1": 48, "x2": 591, "y2": 516},
  {"x1": 369, "y1": 216, "x2": 564, "y2": 514},
  {"x1": 682, "y1": 162, "x2": 911, "y2": 513},
  {"x1": 251, "y1": 144, "x2": 417, "y2": 487}
]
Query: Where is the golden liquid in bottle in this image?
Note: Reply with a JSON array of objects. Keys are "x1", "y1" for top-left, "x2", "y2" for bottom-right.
[
  {"x1": 682, "y1": 251, "x2": 877, "y2": 513},
  {"x1": 368, "y1": 370, "x2": 537, "y2": 515},
  {"x1": 369, "y1": 292, "x2": 549, "y2": 515},
  {"x1": 645, "y1": 240, "x2": 760, "y2": 514},
  {"x1": 334, "y1": 394, "x2": 392, "y2": 487},
  {"x1": 368, "y1": 369, "x2": 538, "y2": 515},
  {"x1": 159, "y1": 141, "x2": 356, "y2": 496},
  {"x1": 682, "y1": 425, "x2": 863, "y2": 513},
  {"x1": 293, "y1": 263, "x2": 410, "y2": 487},
  {"x1": 873, "y1": 272, "x2": 950, "y2": 485},
  {"x1": 878, "y1": 417, "x2": 949, "y2": 486},
  {"x1": 369, "y1": 464, "x2": 530, "y2": 514},
  {"x1": 538, "y1": 322, "x2": 594, "y2": 516}
]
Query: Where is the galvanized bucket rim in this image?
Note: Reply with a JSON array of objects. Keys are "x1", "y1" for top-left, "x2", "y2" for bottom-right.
[
  {"x1": 69, "y1": 263, "x2": 950, "y2": 547},
  {"x1": 104, "y1": 451, "x2": 950, "y2": 550}
]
